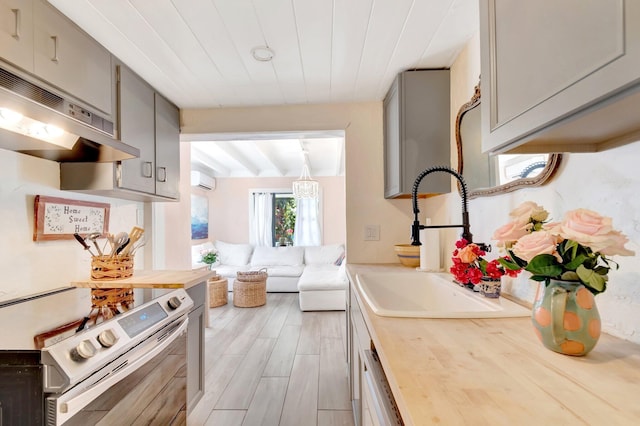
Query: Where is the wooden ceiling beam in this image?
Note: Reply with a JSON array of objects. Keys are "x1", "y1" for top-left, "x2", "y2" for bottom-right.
[
  {"x1": 191, "y1": 146, "x2": 230, "y2": 175},
  {"x1": 217, "y1": 142, "x2": 260, "y2": 176},
  {"x1": 253, "y1": 141, "x2": 287, "y2": 176}
]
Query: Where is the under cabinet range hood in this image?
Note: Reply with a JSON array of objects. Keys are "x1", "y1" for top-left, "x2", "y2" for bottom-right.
[{"x1": 0, "y1": 64, "x2": 138, "y2": 162}]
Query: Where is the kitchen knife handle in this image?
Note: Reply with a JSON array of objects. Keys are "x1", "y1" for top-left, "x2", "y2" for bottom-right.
[
  {"x1": 74, "y1": 233, "x2": 96, "y2": 256},
  {"x1": 73, "y1": 233, "x2": 89, "y2": 249}
]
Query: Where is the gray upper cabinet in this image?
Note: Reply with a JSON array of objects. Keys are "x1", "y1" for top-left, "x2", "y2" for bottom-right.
[
  {"x1": 115, "y1": 63, "x2": 180, "y2": 200},
  {"x1": 480, "y1": 0, "x2": 640, "y2": 154},
  {"x1": 0, "y1": 0, "x2": 113, "y2": 116},
  {"x1": 61, "y1": 64, "x2": 180, "y2": 202},
  {"x1": 154, "y1": 93, "x2": 180, "y2": 199},
  {"x1": 384, "y1": 70, "x2": 450, "y2": 199},
  {"x1": 118, "y1": 64, "x2": 156, "y2": 195},
  {"x1": 33, "y1": 0, "x2": 112, "y2": 115},
  {"x1": 0, "y1": 0, "x2": 34, "y2": 71}
]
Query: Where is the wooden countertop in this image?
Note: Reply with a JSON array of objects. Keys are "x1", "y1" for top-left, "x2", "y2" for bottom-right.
[
  {"x1": 72, "y1": 269, "x2": 216, "y2": 290},
  {"x1": 347, "y1": 264, "x2": 640, "y2": 425}
]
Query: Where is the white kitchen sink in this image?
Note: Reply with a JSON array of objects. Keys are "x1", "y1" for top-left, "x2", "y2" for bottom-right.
[{"x1": 355, "y1": 271, "x2": 531, "y2": 318}]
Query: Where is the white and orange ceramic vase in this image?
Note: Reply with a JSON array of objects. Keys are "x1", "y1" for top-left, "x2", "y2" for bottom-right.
[{"x1": 531, "y1": 279, "x2": 601, "y2": 356}]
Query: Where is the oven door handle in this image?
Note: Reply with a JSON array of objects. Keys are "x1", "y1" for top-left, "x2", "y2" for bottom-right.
[{"x1": 53, "y1": 319, "x2": 188, "y2": 424}]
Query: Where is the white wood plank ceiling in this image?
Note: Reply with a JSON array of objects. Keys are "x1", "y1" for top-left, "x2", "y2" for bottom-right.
[
  {"x1": 48, "y1": 0, "x2": 479, "y2": 109},
  {"x1": 48, "y1": 0, "x2": 478, "y2": 178}
]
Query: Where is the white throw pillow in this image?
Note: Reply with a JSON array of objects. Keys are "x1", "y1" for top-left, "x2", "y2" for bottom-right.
[
  {"x1": 251, "y1": 246, "x2": 304, "y2": 266},
  {"x1": 214, "y1": 240, "x2": 253, "y2": 266},
  {"x1": 304, "y1": 244, "x2": 345, "y2": 265}
]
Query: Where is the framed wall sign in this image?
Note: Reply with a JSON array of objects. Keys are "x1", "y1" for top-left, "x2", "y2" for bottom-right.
[{"x1": 33, "y1": 195, "x2": 110, "y2": 241}]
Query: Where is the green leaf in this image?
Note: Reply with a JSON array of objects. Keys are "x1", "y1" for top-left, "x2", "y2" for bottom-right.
[
  {"x1": 576, "y1": 265, "x2": 606, "y2": 294},
  {"x1": 558, "y1": 239, "x2": 573, "y2": 255},
  {"x1": 478, "y1": 258, "x2": 489, "y2": 274},
  {"x1": 506, "y1": 250, "x2": 528, "y2": 268},
  {"x1": 564, "y1": 253, "x2": 589, "y2": 271},
  {"x1": 524, "y1": 254, "x2": 563, "y2": 277},
  {"x1": 560, "y1": 271, "x2": 579, "y2": 281},
  {"x1": 497, "y1": 257, "x2": 521, "y2": 271}
]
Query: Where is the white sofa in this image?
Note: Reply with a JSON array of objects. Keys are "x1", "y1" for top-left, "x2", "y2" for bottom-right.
[{"x1": 191, "y1": 241, "x2": 347, "y2": 311}]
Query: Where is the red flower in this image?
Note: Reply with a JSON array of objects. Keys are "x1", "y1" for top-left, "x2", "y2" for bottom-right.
[
  {"x1": 450, "y1": 238, "x2": 521, "y2": 285},
  {"x1": 455, "y1": 239, "x2": 468, "y2": 249}
]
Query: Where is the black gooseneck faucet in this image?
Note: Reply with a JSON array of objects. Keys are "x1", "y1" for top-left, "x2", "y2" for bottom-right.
[{"x1": 410, "y1": 165, "x2": 474, "y2": 246}]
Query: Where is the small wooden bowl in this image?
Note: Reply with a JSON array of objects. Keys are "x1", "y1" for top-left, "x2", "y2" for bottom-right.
[{"x1": 394, "y1": 244, "x2": 420, "y2": 267}]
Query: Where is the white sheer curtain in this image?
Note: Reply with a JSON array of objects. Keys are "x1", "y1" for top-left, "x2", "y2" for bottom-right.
[
  {"x1": 249, "y1": 192, "x2": 273, "y2": 246},
  {"x1": 293, "y1": 197, "x2": 321, "y2": 246}
]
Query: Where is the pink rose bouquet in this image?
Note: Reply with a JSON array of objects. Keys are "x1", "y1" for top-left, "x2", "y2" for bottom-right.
[
  {"x1": 450, "y1": 239, "x2": 520, "y2": 286},
  {"x1": 493, "y1": 202, "x2": 635, "y2": 295}
]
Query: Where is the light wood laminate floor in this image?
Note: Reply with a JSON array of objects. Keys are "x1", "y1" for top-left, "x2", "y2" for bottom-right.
[{"x1": 189, "y1": 293, "x2": 354, "y2": 426}]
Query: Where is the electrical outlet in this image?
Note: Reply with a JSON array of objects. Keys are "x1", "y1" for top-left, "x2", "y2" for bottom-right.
[{"x1": 364, "y1": 225, "x2": 380, "y2": 241}]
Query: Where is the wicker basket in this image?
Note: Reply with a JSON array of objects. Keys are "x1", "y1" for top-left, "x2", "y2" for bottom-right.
[
  {"x1": 91, "y1": 255, "x2": 134, "y2": 281},
  {"x1": 89, "y1": 288, "x2": 134, "y2": 322},
  {"x1": 236, "y1": 269, "x2": 268, "y2": 282},
  {"x1": 234, "y1": 269, "x2": 267, "y2": 308},
  {"x1": 208, "y1": 276, "x2": 228, "y2": 308}
]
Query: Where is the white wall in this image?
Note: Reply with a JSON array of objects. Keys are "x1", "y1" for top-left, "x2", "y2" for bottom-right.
[
  {"x1": 181, "y1": 102, "x2": 414, "y2": 264},
  {"x1": 0, "y1": 149, "x2": 143, "y2": 303},
  {"x1": 424, "y1": 33, "x2": 640, "y2": 344},
  {"x1": 203, "y1": 176, "x2": 345, "y2": 245}
]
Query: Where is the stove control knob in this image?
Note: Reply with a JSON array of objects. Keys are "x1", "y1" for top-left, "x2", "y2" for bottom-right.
[
  {"x1": 70, "y1": 340, "x2": 96, "y2": 361},
  {"x1": 97, "y1": 329, "x2": 119, "y2": 348},
  {"x1": 167, "y1": 296, "x2": 182, "y2": 310}
]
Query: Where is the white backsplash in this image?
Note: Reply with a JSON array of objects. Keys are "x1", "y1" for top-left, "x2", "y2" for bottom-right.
[
  {"x1": 0, "y1": 149, "x2": 144, "y2": 303},
  {"x1": 428, "y1": 141, "x2": 640, "y2": 345}
]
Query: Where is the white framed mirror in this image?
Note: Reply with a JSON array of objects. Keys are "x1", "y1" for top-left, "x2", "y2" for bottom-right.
[{"x1": 456, "y1": 83, "x2": 562, "y2": 198}]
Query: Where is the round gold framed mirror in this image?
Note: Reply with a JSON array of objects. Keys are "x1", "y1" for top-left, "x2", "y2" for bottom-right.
[{"x1": 456, "y1": 83, "x2": 562, "y2": 198}]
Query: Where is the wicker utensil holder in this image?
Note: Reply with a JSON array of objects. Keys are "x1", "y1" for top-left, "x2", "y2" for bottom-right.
[
  {"x1": 233, "y1": 269, "x2": 267, "y2": 308},
  {"x1": 208, "y1": 276, "x2": 228, "y2": 308},
  {"x1": 89, "y1": 288, "x2": 135, "y2": 323},
  {"x1": 91, "y1": 255, "x2": 134, "y2": 281}
]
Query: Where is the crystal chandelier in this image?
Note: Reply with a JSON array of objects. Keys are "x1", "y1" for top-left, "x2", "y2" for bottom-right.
[{"x1": 292, "y1": 159, "x2": 319, "y2": 199}]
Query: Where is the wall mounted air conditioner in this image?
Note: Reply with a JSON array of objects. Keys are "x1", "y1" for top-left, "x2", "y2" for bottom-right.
[{"x1": 191, "y1": 171, "x2": 216, "y2": 190}]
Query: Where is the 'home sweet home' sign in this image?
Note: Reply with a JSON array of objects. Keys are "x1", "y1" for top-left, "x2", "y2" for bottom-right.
[{"x1": 33, "y1": 195, "x2": 110, "y2": 241}]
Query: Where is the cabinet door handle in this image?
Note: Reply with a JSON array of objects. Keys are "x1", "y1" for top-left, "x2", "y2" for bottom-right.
[
  {"x1": 50, "y1": 36, "x2": 59, "y2": 62},
  {"x1": 11, "y1": 9, "x2": 20, "y2": 40},
  {"x1": 142, "y1": 161, "x2": 153, "y2": 178},
  {"x1": 157, "y1": 166, "x2": 167, "y2": 182}
]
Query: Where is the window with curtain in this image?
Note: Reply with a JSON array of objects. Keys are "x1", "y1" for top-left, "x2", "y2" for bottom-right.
[
  {"x1": 249, "y1": 192, "x2": 273, "y2": 246},
  {"x1": 273, "y1": 194, "x2": 296, "y2": 246},
  {"x1": 293, "y1": 196, "x2": 321, "y2": 246},
  {"x1": 250, "y1": 190, "x2": 322, "y2": 247}
]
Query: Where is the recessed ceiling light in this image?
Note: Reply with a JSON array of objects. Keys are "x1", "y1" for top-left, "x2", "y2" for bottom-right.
[{"x1": 251, "y1": 46, "x2": 275, "y2": 62}]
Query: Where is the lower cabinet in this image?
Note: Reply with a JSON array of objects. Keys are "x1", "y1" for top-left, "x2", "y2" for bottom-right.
[
  {"x1": 348, "y1": 282, "x2": 403, "y2": 425},
  {"x1": 186, "y1": 282, "x2": 205, "y2": 412}
]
